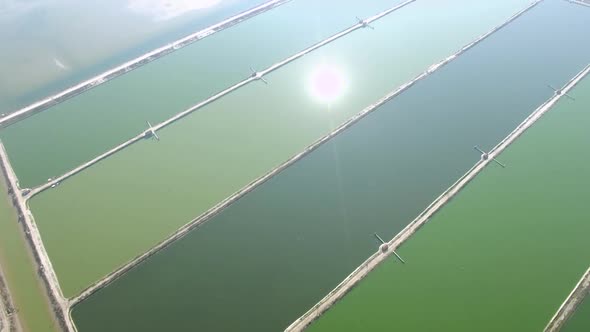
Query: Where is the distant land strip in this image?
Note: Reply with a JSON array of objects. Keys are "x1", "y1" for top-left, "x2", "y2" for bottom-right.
[{"x1": 565, "y1": 0, "x2": 590, "y2": 8}]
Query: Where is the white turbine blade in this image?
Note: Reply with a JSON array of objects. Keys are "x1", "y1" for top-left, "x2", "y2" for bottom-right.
[
  {"x1": 261, "y1": 77, "x2": 268, "y2": 84},
  {"x1": 565, "y1": 93, "x2": 576, "y2": 101}
]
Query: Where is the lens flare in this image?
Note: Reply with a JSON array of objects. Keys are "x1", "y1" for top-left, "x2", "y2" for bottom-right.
[{"x1": 308, "y1": 64, "x2": 346, "y2": 103}]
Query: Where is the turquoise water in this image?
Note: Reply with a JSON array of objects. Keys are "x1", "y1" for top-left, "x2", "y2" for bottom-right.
[
  {"x1": 0, "y1": 0, "x2": 404, "y2": 188},
  {"x1": 0, "y1": 0, "x2": 265, "y2": 114},
  {"x1": 71, "y1": 1, "x2": 590, "y2": 331}
]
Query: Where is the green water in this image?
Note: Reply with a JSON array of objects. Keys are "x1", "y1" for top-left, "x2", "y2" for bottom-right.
[
  {"x1": 307, "y1": 61, "x2": 590, "y2": 332},
  {"x1": 0, "y1": 176, "x2": 58, "y2": 332},
  {"x1": 0, "y1": 0, "x2": 405, "y2": 188},
  {"x1": 0, "y1": 0, "x2": 265, "y2": 115},
  {"x1": 563, "y1": 296, "x2": 590, "y2": 332},
  {"x1": 29, "y1": 0, "x2": 536, "y2": 298},
  {"x1": 71, "y1": 1, "x2": 590, "y2": 331}
]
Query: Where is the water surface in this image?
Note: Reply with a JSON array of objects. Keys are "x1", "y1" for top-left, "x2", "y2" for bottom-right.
[
  {"x1": 0, "y1": 0, "x2": 405, "y2": 188},
  {"x1": 307, "y1": 71, "x2": 590, "y2": 332},
  {"x1": 0, "y1": 0, "x2": 265, "y2": 114},
  {"x1": 31, "y1": 0, "x2": 535, "y2": 298},
  {"x1": 71, "y1": 1, "x2": 590, "y2": 331}
]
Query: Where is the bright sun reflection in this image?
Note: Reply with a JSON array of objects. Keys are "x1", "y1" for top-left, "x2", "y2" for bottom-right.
[{"x1": 308, "y1": 64, "x2": 347, "y2": 104}]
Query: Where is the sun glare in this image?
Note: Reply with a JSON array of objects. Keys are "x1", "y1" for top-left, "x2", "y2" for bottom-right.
[{"x1": 308, "y1": 64, "x2": 347, "y2": 104}]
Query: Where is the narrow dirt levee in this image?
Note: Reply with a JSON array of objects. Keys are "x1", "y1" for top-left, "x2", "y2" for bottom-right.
[
  {"x1": 0, "y1": 267, "x2": 21, "y2": 332},
  {"x1": 544, "y1": 267, "x2": 590, "y2": 332},
  {"x1": 0, "y1": 142, "x2": 74, "y2": 332}
]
